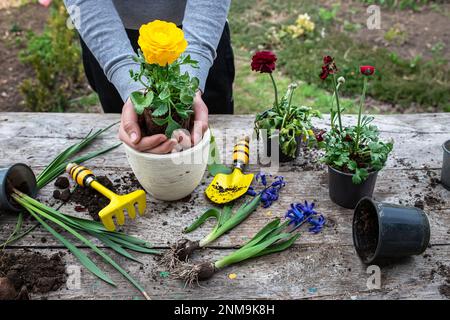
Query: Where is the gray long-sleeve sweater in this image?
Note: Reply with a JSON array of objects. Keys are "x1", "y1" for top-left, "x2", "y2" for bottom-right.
[{"x1": 63, "y1": 0, "x2": 231, "y2": 102}]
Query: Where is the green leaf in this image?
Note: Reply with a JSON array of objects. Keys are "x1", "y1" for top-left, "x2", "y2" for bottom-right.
[
  {"x1": 180, "y1": 93, "x2": 193, "y2": 105},
  {"x1": 152, "y1": 103, "x2": 168, "y2": 117},
  {"x1": 92, "y1": 232, "x2": 142, "y2": 264},
  {"x1": 152, "y1": 117, "x2": 168, "y2": 126},
  {"x1": 158, "y1": 87, "x2": 171, "y2": 101},
  {"x1": 184, "y1": 208, "x2": 221, "y2": 233},
  {"x1": 253, "y1": 233, "x2": 300, "y2": 258},
  {"x1": 207, "y1": 164, "x2": 232, "y2": 176},
  {"x1": 165, "y1": 118, "x2": 181, "y2": 138},
  {"x1": 130, "y1": 91, "x2": 153, "y2": 115}
]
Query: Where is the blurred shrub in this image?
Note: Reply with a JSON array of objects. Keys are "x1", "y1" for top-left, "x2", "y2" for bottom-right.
[{"x1": 19, "y1": 0, "x2": 84, "y2": 112}]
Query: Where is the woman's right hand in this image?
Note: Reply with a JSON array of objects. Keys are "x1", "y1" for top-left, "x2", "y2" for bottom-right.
[{"x1": 119, "y1": 98, "x2": 180, "y2": 154}]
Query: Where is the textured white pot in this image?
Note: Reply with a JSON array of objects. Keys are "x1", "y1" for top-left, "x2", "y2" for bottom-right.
[{"x1": 124, "y1": 129, "x2": 210, "y2": 201}]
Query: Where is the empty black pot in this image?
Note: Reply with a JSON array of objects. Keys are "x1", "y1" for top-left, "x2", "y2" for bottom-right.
[
  {"x1": 353, "y1": 197, "x2": 430, "y2": 264},
  {"x1": 264, "y1": 134, "x2": 302, "y2": 163},
  {"x1": 442, "y1": 139, "x2": 450, "y2": 190},
  {"x1": 0, "y1": 163, "x2": 37, "y2": 212},
  {"x1": 328, "y1": 166, "x2": 378, "y2": 209}
]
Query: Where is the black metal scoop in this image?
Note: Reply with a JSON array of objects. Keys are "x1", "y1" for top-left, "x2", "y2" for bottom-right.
[{"x1": 0, "y1": 163, "x2": 37, "y2": 212}]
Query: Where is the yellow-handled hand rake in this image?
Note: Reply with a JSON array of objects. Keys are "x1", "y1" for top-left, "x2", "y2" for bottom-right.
[{"x1": 66, "y1": 163, "x2": 146, "y2": 231}]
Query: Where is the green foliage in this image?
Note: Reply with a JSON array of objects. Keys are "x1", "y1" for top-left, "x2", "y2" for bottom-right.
[
  {"x1": 130, "y1": 51, "x2": 199, "y2": 137},
  {"x1": 322, "y1": 123, "x2": 393, "y2": 184},
  {"x1": 357, "y1": 0, "x2": 437, "y2": 11},
  {"x1": 321, "y1": 66, "x2": 394, "y2": 184},
  {"x1": 318, "y1": 4, "x2": 340, "y2": 24},
  {"x1": 214, "y1": 218, "x2": 299, "y2": 269},
  {"x1": 19, "y1": 0, "x2": 84, "y2": 112},
  {"x1": 185, "y1": 196, "x2": 262, "y2": 247},
  {"x1": 255, "y1": 84, "x2": 321, "y2": 158}
]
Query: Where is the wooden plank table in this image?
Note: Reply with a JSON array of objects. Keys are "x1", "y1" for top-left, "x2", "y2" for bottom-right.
[{"x1": 0, "y1": 112, "x2": 449, "y2": 300}]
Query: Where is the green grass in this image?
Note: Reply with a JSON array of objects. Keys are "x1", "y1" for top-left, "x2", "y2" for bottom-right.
[{"x1": 229, "y1": 0, "x2": 450, "y2": 113}]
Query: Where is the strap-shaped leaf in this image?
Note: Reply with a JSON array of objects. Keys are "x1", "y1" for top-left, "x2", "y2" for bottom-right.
[
  {"x1": 184, "y1": 208, "x2": 221, "y2": 233},
  {"x1": 252, "y1": 233, "x2": 300, "y2": 258}
]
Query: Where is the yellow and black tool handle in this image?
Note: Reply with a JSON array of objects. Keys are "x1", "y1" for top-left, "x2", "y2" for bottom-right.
[
  {"x1": 66, "y1": 163, "x2": 96, "y2": 187},
  {"x1": 232, "y1": 137, "x2": 250, "y2": 168}
]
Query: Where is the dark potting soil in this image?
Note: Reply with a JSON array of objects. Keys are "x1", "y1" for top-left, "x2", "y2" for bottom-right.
[
  {"x1": 0, "y1": 251, "x2": 66, "y2": 298},
  {"x1": 354, "y1": 202, "x2": 379, "y2": 261},
  {"x1": 138, "y1": 108, "x2": 192, "y2": 137},
  {"x1": 405, "y1": 167, "x2": 446, "y2": 209},
  {"x1": 430, "y1": 263, "x2": 450, "y2": 299},
  {"x1": 54, "y1": 176, "x2": 70, "y2": 189},
  {"x1": 69, "y1": 176, "x2": 116, "y2": 221},
  {"x1": 55, "y1": 172, "x2": 143, "y2": 221}
]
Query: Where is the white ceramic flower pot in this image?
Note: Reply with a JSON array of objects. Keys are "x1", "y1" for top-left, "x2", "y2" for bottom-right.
[{"x1": 123, "y1": 129, "x2": 211, "y2": 201}]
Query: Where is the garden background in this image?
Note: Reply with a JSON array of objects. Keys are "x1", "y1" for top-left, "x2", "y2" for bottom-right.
[{"x1": 0, "y1": 0, "x2": 449, "y2": 114}]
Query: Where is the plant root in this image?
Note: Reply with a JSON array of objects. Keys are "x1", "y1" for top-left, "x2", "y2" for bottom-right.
[
  {"x1": 159, "y1": 239, "x2": 200, "y2": 269},
  {"x1": 174, "y1": 262, "x2": 216, "y2": 287}
]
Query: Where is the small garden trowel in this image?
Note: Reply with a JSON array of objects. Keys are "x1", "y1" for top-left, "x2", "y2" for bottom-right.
[
  {"x1": 66, "y1": 163, "x2": 146, "y2": 231},
  {"x1": 205, "y1": 137, "x2": 254, "y2": 204}
]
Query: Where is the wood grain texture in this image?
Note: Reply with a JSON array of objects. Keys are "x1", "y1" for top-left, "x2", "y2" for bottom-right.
[{"x1": 0, "y1": 112, "x2": 449, "y2": 300}]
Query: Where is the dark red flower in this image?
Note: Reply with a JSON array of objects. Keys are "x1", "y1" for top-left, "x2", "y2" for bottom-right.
[
  {"x1": 315, "y1": 130, "x2": 326, "y2": 142},
  {"x1": 319, "y1": 55, "x2": 338, "y2": 80},
  {"x1": 319, "y1": 66, "x2": 329, "y2": 80},
  {"x1": 344, "y1": 134, "x2": 353, "y2": 142},
  {"x1": 323, "y1": 56, "x2": 333, "y2": 65},
  {"x1": 360, "y1": 65, "x2": 375, "y2": 76},
  {"x1": 251, "y1": 51, "x2": 277, "y2": 73}
]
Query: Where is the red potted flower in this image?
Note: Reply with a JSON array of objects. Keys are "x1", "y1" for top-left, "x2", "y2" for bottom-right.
[
  {"x1": 252, "y1": 51, "x2": 321, "y2": 162},
  {"x1": 320, "y1": 57, "x2": 394, "y2": 209}
]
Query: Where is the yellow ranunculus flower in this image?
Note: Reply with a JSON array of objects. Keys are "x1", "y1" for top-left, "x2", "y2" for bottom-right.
[{"x1": 138, "y1": 20, "x2": 188, "y2": 66}]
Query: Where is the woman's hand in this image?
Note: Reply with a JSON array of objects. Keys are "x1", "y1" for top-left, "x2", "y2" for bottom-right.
[
  {"x1": 119, "y1": 91, "x2": 208, "y2": 153},
  {"x1": 191, "y1": 90, "x2": 209, "y2": 146},
  {"x1": 118, "y1": 98, "x2": 178, "y2": 154}
]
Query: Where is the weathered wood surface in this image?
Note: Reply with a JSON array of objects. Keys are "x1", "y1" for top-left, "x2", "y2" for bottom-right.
[{"x1": 0, "y1": 112, "x2": 449, "y2": 300}]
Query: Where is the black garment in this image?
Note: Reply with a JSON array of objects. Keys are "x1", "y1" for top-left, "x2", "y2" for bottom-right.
[{"x1": 80, "y1": 23, "x2": 235, "y2": 114}]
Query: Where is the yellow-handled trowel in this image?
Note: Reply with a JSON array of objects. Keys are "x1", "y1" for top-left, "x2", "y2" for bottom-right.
[{"x1": 205, "y1": 137, "x2": 254, "y2": 204}]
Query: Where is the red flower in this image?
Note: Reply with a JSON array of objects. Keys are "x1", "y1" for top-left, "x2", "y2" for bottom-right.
[
  {"x1": 360, "y1": 66, "x2": 375, "y2": 76},
  {"x1": 319, "y1": 56, "x2": 338, "y2": 80},
  {"x1": 323, "y1": 56, "x2": 333, "y2": 65},
  {"x1": 315, "y1": 130, "x2": 326, "y2": 142},
  {"x1": 251, "y1": 51, "x2": 277, "y2": 73}
]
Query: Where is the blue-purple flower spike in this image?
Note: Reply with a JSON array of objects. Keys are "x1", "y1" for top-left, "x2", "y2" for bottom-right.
[
  {"x1": 285, "y1": 201, "x2": 325, "y2": 233},
  {"x1": 247, "y1": 173, "x2": 286, "y2": 208}
]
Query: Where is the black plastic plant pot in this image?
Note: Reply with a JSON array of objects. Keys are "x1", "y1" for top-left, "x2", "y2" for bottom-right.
[
  {"x1": 442, "y1": 139, "x2": 450, "y2": 190},
  {"x1": 328, "y1": 166, "x2": 378, "y2": 209},
  {"x1": 264, "y1": 134, "x2": 302, "y2": 163},
  {"x1": 0, "y1": 163, "x2": 37, "y2": 212},
  {"x1": 353, "y1": 197, "x2": 430, "y2": 264}
]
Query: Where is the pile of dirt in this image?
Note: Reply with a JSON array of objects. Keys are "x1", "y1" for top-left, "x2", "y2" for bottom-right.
[
  {"x1": 52, "y1": 172, "x2": 143, "y2": 221},
  {"x1": 401, "y1": 160, "x2": 446, "y2": 209},
  {"x1": 68, "y1": 176, "x2": 115, "y2": 221},
  {"x1": 0, "y1": 251, "x2": 67, "y2": 299},
  {"x1": 430, "y1": 262, "x2": 450, "y2": 299}
]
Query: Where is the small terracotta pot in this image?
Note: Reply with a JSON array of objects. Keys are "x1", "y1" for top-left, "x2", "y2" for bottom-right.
[{"x1": 124, "y1": 130, "x2": 211, "y2": 201}]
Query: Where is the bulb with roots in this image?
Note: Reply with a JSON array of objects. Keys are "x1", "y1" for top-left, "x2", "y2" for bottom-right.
[
  {"x1": 159, "y1": 238, "x2": 200, "y2": 269},
  {"x1": 174, "y1": 262, "x2": 217, "y2": 287}
]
